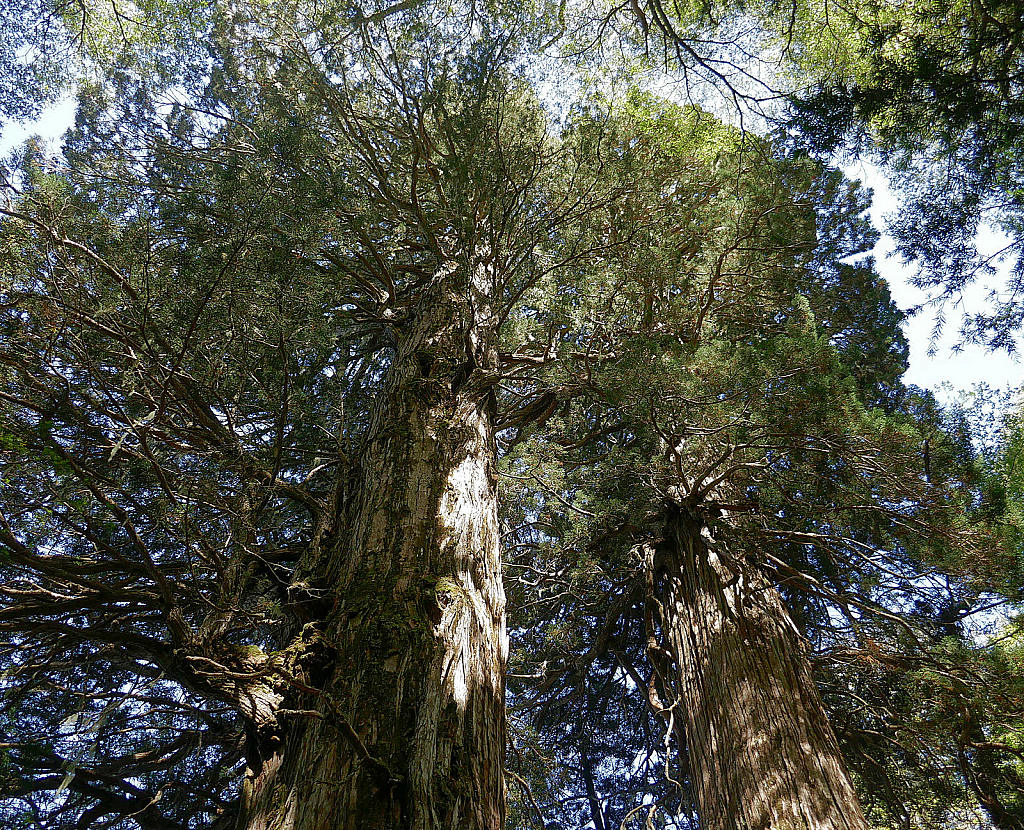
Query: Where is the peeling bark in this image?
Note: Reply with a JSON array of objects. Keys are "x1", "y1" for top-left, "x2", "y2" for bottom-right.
[
  {"x1": 234, "y1": 265, "x2": 506, "y2": 830},
  {"x1": 658, "y1": 505, "x2": 869, "y2": 830}
]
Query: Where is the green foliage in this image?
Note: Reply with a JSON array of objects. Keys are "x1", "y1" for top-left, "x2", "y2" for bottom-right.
[
  {"x1": 990, "y1": 396, "x2": 1024, "y2": 557},
  {"x1": 0, "y1": 0, "x2": 75, "y2": 125},
  {"x1": 780, "y1": 0, "x2": 1024, "y2": 349},
  {"x1": 498, "y1": 89, "x2": 1013, "y2": 829},
  {"x1": 1, "y1": 2, "x2": 1021, "y2": 828}
]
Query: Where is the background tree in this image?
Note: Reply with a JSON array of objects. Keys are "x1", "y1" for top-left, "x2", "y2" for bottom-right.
[
  {"x1": 500, "y1": 95, "x2": 1013, "y2": 829},
  {"x1": 774, "y1": 0, "x2": 1024, "y2": 349},
  {"x1": 558, "y1": 0, "x2": 1024, "y2": 350}
]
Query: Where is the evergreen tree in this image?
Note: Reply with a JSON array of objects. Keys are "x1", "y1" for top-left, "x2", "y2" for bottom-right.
[
  {"x1": 2, "y1": 3, "x2": 1021, "y2": 830},
  {"x1": 775, "y1": 0, "x2": 1024, "y2": 349},
  {"x1": 1, "y1": 4, "x2": 562, "y2": 826},
  {"x1": 501, "y1": 96, "x2": 1004, "y2": 829}
]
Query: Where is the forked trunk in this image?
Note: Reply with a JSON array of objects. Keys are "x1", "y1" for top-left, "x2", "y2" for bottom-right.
[
  {"x1": 235, "y1": 268, "x2": 506, "y2": 830},
  {"x1": 658, "y1": 505, "x2": 869, "y2": 830}
]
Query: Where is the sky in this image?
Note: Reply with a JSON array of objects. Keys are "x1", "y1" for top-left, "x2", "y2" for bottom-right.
[
  {"x1": 2, "y1": 98, "x2": 1021, "y2": 403},
  {"x1": 843, "y1": 160, "x2": 1022, "y2": 401}
]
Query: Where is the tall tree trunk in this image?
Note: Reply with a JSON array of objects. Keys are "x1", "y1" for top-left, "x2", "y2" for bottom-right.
[
  {"x1": 657, "y1": 504, "x2": 869, "y2": 830},
  {"x1": 235, "y1": 265, "x2": 506, "y2": 830}
]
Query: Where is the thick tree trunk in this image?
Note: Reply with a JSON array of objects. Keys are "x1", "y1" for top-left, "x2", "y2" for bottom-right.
[
  {"x1": 235, "y1": 266, "x2": 506, "y2": 830},
  {"x1": 657, "y1": 504, "x2": 869, "y2": 830}
]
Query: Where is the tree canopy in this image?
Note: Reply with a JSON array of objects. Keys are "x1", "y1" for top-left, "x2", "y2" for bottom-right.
[{"x1": 1, "y1": 2, "x2": 1023, "y2": 830}]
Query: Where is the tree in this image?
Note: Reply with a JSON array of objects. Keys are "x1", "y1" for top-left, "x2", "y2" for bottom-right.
[
  {"x1": 1, "y1": 4, "x2": 568, "y2": 826},
  {"x1": 499, "y1": 96, "x2": 1010, "y2": 830},
  {"x1": 2, "y1": 3, "x2": 1019, "y2": 830},
  {"x1": 580, "y1": 0, "x2": 1024, "y2": 349},
  {"x1": 772, "y1": 0, "x2": 1024, "y2": 349}
]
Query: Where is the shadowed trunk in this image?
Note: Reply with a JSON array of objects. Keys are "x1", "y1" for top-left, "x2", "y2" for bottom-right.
[
  {"x1": 235, "y1": 263, "x2": 506, "y2": 830},
  {"x1": 658, "y1": 504, "x2": 869, "y2": 830},
  {"x1": 957, "y1": 704, "x2": 1024, "y2": 829}
]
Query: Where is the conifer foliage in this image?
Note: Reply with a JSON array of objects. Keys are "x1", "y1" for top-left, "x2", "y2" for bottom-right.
[{"x1": 1, "y1": 2, "x2": 1022, "y2": 830}]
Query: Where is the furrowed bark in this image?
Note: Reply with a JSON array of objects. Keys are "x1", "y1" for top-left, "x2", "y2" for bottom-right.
[
  {"x1": 658, "y1": 504, "x2": 869, "y2": 830},
  {"x1": 235, "y1": 263, "x2": 506, "y2": 830}
]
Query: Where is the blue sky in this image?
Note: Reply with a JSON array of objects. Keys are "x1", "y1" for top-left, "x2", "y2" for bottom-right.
[{"x1": 844, "y1": 160, "x2": 1021, "y2": 400}]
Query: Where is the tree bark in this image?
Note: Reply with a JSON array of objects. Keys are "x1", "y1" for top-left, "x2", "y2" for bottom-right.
[
  {"x1": 657, "y1": 504, "x2": 869, "y2": 830},
  {"x1": 235, "y1": 263, "x2": 506, "y2": 830}
]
